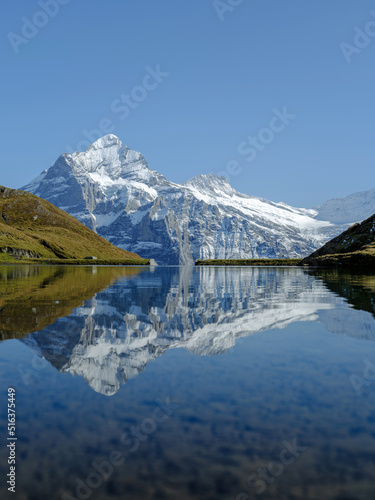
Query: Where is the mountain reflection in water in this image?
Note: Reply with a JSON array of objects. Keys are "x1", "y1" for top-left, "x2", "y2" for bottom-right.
[
  {"x1": 1, "y1": 265, "x2": 375, "y2": 500},
  {"x1": 1, "y1": 265, "x2": 372, "y2": 395}
]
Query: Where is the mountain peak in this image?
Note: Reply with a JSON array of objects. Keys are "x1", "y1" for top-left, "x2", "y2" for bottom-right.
[
  {"x1": 86, "y1": 134, "x2": 123, "y2": 152},
  {"x1": 21, "y1": 137, "x2": 345, "y2": 264},
  {"x1": 65, "y1": 134, "x2": 150, "y2": 179}
]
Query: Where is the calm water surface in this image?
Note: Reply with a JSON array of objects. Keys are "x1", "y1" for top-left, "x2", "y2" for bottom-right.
[{"x1": 0, "y1": 265, "x2": 375, "y2": 500}]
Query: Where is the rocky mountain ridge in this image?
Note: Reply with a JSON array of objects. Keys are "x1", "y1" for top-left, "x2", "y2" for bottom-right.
[{"x1": 22, "y1": 134, "x2": 350, "y2": 265}]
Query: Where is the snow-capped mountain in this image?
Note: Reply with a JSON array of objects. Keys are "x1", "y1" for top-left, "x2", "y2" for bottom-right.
[
  {"x1": 22, "y1": 134, "x2": 344, "y2": 264},
  {"x1": 20, "y1": 266, "x2": 375, "y2": 396},
  {"x1": 316, "y1": 188, "x2": 375, "y2": 224}
]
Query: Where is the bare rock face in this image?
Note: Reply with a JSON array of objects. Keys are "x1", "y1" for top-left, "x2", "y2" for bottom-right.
[
  {"x1": 23, "y1": 134, "x2": 343, "y2": 265},
  {"x1": 0, "y1": 247, "x2": 41, "y2": 259}
]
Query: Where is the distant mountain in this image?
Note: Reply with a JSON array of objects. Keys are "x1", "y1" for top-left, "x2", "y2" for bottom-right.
[
  {"x1": 0, "y1": 185, "x2": 143, "y2": 261},
  {"x1": 22, "y1": 134, "x2": 342, "y2": 265},
  {"x1": 316, "y1": 188, "x2": 375, "y2": 225},
  {"x1": 300, "y1": 213, "x2": 375, "y2": 268}
]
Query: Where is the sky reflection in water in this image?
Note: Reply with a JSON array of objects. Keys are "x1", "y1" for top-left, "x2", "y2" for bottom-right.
[{"x1": 0, "y1": 265, "x2": 375, "y2": 500}]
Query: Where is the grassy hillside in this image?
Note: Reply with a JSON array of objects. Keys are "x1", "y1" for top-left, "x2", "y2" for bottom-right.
[
  {"x1": 300, "y1": 213, "x2": 375, "y2": 268},
  {"x1": 0, "y1": 265, "x2": 144, "y2": 339},
  {"x1": 0, "y1": 186, "x2": 146, "y2": 263}
]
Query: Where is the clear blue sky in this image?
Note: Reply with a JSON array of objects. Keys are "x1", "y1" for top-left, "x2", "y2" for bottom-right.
[{"x1": 1, "y1": 0, "x2": 375, "y2": 207}]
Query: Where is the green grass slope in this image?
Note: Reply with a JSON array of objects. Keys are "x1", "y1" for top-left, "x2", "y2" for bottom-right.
[
  {"x1": 0, "y1": 265, "x2": 145, "y2": 339},
  {"x1": 0, "y1": 186, "x2": 146, "y2": 262},
  {"x1": 300, "y1": 213, "x2": 375, "y2": 268}
]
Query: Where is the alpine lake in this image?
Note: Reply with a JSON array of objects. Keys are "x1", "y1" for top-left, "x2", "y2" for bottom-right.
[{"x1": 1, "y1": 264, "x2": 375, "y2": 500}]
